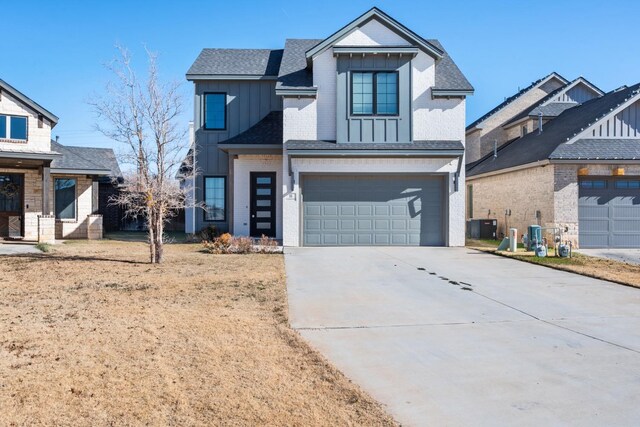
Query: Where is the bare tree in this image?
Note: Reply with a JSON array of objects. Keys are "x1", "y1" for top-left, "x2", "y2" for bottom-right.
[{"x1": 92, "y1": 46, "x2": 194, "y2": 263}]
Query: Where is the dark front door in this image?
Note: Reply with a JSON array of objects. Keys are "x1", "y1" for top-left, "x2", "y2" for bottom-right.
[
  {"x1": 250, "y1": 172, "x2": 276, "y2": 238},
  {"x1": 0, "y1": 173, "x2": 24, "y2": 238}
]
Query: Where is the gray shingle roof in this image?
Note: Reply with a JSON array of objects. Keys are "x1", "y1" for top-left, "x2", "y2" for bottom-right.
[
  {"x1": 276, "y1": 38, "x2": 472, "y2": 93},
  {"x1": 466, "y1": 72, "x2": 568, "y2": 131},
  {"x1": 468, "y1": 83, "x2": 640, "y2": 177},
  {"x1": 529, "y1": 102, "x2": 577, "y2": 118},
  {"x1": 220, "y1": 111, "x2": 282, "y2": 145},
  {"x1": 51, "y1": 141, "x2": 121, "y2": 177},
  {"x1": 186, "y1": 49, "x2": 284, "y2": 78},
  {"x1": 0, "y1": 79, "x2": 59, "y2": 125},
  {"x1": 285, "y1": 140, "x2": 463, "y2": 151},
  {"x1": 427, "y1": 40, "x2": 473, "y2": 92},
  {"x1": 277, "y1": 39, "x2": 323, "y2": 90},
  {"x1": 550, "y1": 139, "x2": 640, "y2": 160}
]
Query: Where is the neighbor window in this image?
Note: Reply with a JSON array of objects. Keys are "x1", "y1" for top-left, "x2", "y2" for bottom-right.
[
  {"x1": 351, "y1": 71, "x2": 398, "y2": 116},
  {"x1": 0, "y1": 115, "x2": 27, "y2": 140},
  {"x1": 204, "y1": 93, "x2": 226, "y2": 130},
  {"x1": 580, "y1": 180, "x2": 607, "y2": 189},
  {"x1": 615, "y1": 180, "x2": 640, "y2": 189},
  {"x1": 204, "y1": 176, "x2": 226, "y2": 221},
  {"x1": 55, "y1": 178, "x2": 76, "y2": 220}
]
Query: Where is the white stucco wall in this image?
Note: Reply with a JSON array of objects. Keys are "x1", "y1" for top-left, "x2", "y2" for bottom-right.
[
  {"x1": 283, "y1": 98, "x2": 317, "y2": 141},
  {"x1": 282, "y1": 156, "x2": 465, "y2": 247},
  {"x1": 233, "y1": 155, "x2": 283, "y2": 240},
  {"x1": 313, "y1": 50, "x2": 337, "y2": 141},
  {"x1": 412, "y1": 51, "x2": 466, "y2": 142},
  {"x1": 335, "y1": 19, "x2": 412, "y2": 46},
  {"x1": 0, "y1": 90, "x2": 53, "y2": 152}
]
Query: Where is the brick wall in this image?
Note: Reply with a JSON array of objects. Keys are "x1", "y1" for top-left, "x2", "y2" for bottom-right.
[
  {"x1": 468, "y1": 165, "x2": 555, "y2": 240},
  {"x1": 0, "y1": 90, "x2": 53, "y2": 152}
]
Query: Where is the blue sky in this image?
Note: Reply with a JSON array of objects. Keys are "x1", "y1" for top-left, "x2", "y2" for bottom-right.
[{"x1": 2, "y1": 0, "x2": 639, "y2": 150}]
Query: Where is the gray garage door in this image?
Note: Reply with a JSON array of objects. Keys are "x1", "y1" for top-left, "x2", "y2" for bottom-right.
[
  {"x1": 579, "y1": 177, "x2": 640, "y2": 248},
  {"x1": 302, "y1": 174, "x2": 445, "y2": 246}
]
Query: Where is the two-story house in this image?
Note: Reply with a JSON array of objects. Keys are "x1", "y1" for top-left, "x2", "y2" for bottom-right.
[
  {"x1": 467, "y1": 73, "x2": 640, "y2": 249},
  {"x1": 185, "y1": 7, "x2": 473, "y2": 246},
  {"x1": 0, "y1": 79, "x2": 121, "y2": 242}
]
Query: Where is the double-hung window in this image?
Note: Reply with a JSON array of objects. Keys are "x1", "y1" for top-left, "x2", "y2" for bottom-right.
[
  {"x1": 204, "y1": 176, "x2": 226, "y2": 221},
  {"x1": 0, "y1": 115, "x2": 28, "y2": 140},
  {"x1": 204, "y1": 93, "x2": 226, "y2": 130},
  {"x1": 55, "y1": 178, "x2": 76, "y2": 220},
  {"x1": 351, "y1": 71, "x2": 398, "y2": 116}
]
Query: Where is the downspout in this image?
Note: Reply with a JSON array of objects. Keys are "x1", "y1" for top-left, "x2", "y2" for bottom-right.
[{"x1": 454, "y1": 153, "x2": 463, "y2": 192}]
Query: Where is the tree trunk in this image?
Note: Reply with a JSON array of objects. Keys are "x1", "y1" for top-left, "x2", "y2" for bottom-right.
[
  {"x1": 154, "y1": 211, "x2": 164, "y2": 264},
  {"x1": 147, "y1": 207, "x2": 156, "y2": 264}
]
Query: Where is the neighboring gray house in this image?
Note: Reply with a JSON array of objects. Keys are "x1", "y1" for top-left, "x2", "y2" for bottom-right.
[
  {"x1": 0, "y1": 78, "x2": 121, "y2": 242},
  {"x1": 184, "y1": 7, "x2": 473, "y2": 246},
  {"x1": 467, "y1": 81, "x2": 640, "y2": 248}
]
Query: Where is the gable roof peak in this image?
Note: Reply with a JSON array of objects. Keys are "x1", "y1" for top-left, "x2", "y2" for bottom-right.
[
  {"x1": 0, "y1": 79, "x2": 59, "y2": 126},
  {"x1": 305, "y1": 7, "x2": 444, "y2": 61}
]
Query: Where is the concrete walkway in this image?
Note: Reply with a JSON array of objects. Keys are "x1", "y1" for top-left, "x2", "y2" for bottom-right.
[
  {"x1": 285, "y1": 247, "x2": 640, "y2": 427},
  {"x1": 578, "y1": 248, "x2": 640, "y2": 265},
  {"x1": 0, "y1": 243, "x2": 40, "y2": 255}
]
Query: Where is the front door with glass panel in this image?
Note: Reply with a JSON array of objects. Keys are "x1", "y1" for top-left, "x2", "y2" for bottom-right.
[
  {"x1": 250, "y1": 172, "x2": 276, "y2": 238},
  {"x1": 0, "y1": 174, "x2": 24, "y2": 238}
]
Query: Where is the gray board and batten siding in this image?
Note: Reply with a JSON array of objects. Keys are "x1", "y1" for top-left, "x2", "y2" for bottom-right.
[
  {"x1": 336, "y1": 54, "x2": 412, "y2": 143},
  {"x1": 193, "y1": 79, "x2": 282, "y2": 232}
]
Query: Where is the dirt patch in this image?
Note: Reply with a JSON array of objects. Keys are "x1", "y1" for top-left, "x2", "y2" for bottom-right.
[
  {"x1": 0, "y1": 241, "x2": 395, "y2": 426},
  {"x1": 469, "y1": 245, "x2": 640, "y2": 289}
]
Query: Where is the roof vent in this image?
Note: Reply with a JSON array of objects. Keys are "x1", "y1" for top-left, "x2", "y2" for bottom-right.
[
  {"x1": 614, "y1": 85, "x2": 627, "y2": 92},
  {"x1": 538, "y1": 111, "x2": 543, "y2": 134}
]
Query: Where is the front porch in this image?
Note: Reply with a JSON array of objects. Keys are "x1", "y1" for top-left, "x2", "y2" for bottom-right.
[{"x1": 0, "y1": 151, "x2": 104, "y2": 242}]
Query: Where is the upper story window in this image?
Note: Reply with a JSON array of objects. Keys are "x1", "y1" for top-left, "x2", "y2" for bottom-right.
[
  {"x1": 204, "y1": 93, "x2": 226, "y2": 130},
  {"x1": 351, "y1": 71, "x2": 398, "y2": 116},
  {"x1": 0, "y1": 115, "x2": 28, "y2": 141}
]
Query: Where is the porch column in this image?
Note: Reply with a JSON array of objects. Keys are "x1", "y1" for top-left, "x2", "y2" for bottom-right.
[{"x1": 42, "y1": 166, "x2": 50, "y2": 215}]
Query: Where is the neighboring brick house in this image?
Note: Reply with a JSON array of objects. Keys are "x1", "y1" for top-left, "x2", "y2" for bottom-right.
[
  {"x1": 0, "y1": 79, "x2": 121, "y2": 242},
  {"x1": 467, "y1": 80, "x2": 640, "y2": 249},
  {"x1": 183, "y1": 7, "x2": 473, "y2": 246}
]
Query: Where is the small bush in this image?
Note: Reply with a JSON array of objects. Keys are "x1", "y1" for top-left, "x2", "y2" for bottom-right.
[
  {"x1": 202, "y1": 233, "x2": 280, "y2": 254},
  {"x1": 198, "y1": 225, "x2": 219, "y2": 242},
  {"x1": 35, "y1": 243, "x2": 52, "y2": 253}
]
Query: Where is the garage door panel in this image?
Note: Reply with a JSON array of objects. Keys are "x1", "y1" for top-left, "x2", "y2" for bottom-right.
[
  {"x1": 303, "y1": 175, "x2": 444, "y2": 246},
  {"x1": 579, "y1": 177, "x2": 640, "y2": 248}
]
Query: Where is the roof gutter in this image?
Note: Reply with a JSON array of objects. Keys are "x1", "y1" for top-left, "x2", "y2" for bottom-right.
[
  {"x1": 274, "y1": 88, "x2": 318, "y2": 97},
  {"x1": 185, "y1": 74, "x2": 278, "y2": 81},
  {"x1": 0, "y1": 151, "x2": 61, "y2": 161},
  {"x1": 550, "y1": 159, "x2": 640, "y2": 164},
  {"x1": 50, "y1": 168, "x2": 112, "y2": 175},
  {"x1": 432, "y1": 89, "x2": 474, "y2": 98},
  {"x1": 467, "y1": 159, "x2": 551, "y2": 180},
  {"x1": 286, "y1": 149, "x2": 465, "y2": 157}
]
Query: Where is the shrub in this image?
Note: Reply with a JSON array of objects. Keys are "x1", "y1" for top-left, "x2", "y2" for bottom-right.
[
  {"x1": 202, "y1": 233, "x2": 280, "y2": 254},
  {"x1": 35, "y1": 243, "x2": 52, "y2": 253},
  {"x1": 198, "y1": 225, "x2": 219, "y2": 242}
]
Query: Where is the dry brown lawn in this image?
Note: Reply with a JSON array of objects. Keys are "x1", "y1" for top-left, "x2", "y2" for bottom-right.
[
  {"x1": 468, "y1": 240, "x2": 640, "y2": 288},
  {"x1": 0, "y1": 240, "x2": 395, "y2": 426}
]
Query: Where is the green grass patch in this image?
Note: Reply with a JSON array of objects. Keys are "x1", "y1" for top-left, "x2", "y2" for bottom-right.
[{"x1": 35, "y1": 243, "x2": 52, "y2": 253}]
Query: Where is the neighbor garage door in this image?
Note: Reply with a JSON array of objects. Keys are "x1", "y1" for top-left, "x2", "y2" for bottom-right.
[
  {"x1": 579, "y1": 177, "x2": 640, "y2": 248},
  {"x1": 302, "y1": 174, "x2": 445, "y2": 246}
]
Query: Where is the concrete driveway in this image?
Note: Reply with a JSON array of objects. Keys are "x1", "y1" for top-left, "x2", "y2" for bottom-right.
[
  {"x1": 578, "y1": 248, "x2": 640, "y2": 265},
  {"x1": 0, "y1": 243, "x2": 39, "y2": 255},
  {"x1": 285, "y1": 247, "x2": 640, "y2": 427}
]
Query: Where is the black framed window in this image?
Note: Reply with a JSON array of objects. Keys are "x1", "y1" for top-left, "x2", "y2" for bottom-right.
[
  {"x1": 0, "y1": 115, "x2": 6, "y2": 138},
  {"x1": 55, "y1": 178, "x2": 76, "y2": 219},
  {"x1": 351, "y1": 71, "x2": 398, "y2": 116},
  {"x1": 204, "y1": 93, "x2": 226, "y2": 130},
  {"x1": 580, "y1": 180, "x2": 607, "y2": 189},
  {"x1": 0, "y1": 115, "x2": 27, "y2": 140},
  {"x1": 615, "y1": 179, "x2": 640, "y2": 189},
  {"x1": 204, "y1": 176, "x2": 226, "y2": 221},
  {"x1": 10, "y1": 116, "x2": 27, "y2": 140}
]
